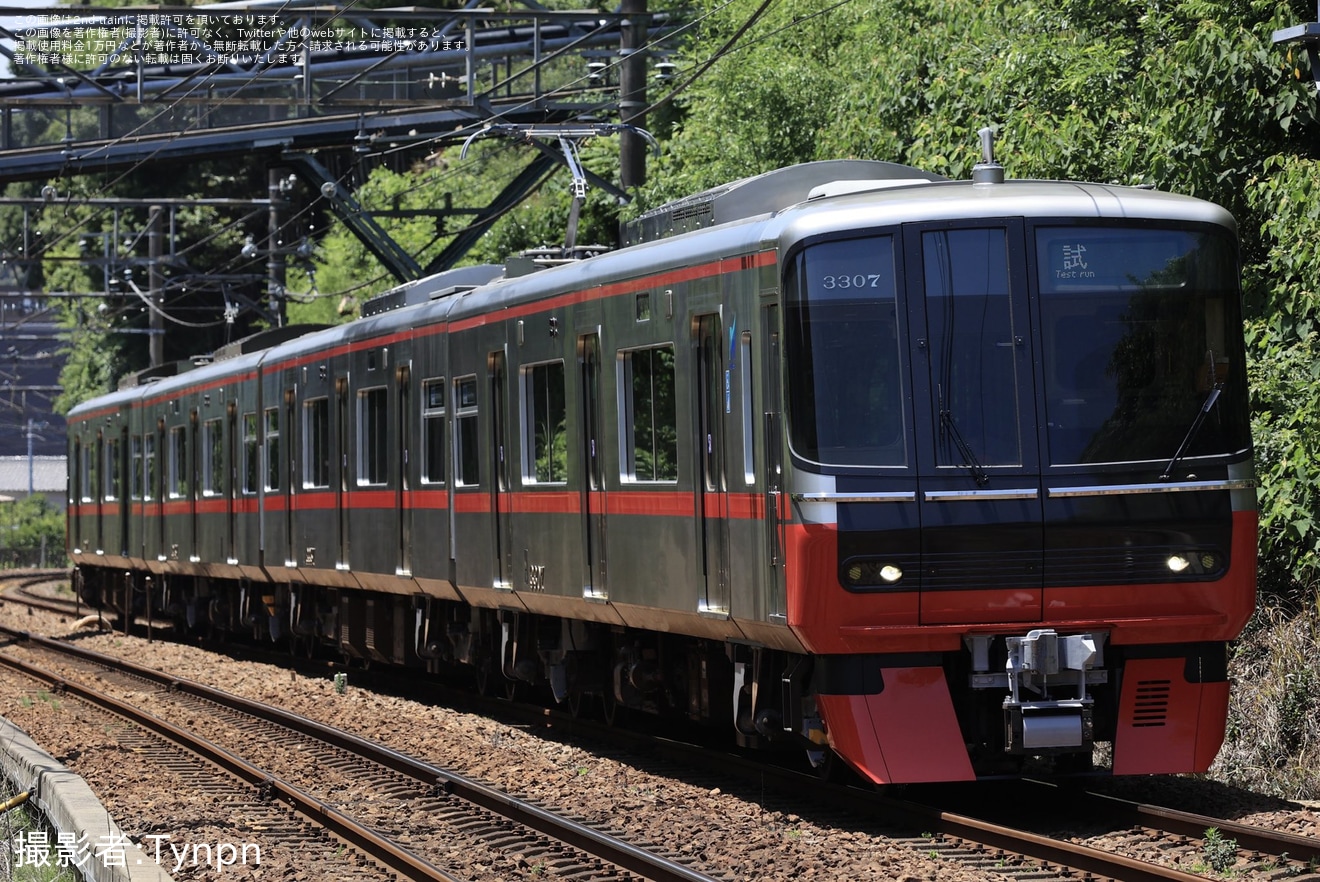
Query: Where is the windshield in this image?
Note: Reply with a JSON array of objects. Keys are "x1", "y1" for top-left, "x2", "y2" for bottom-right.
[
  {"x1": 1037, "y1": 226, "x2": 1250, "y2": 465},
  {"x1": 783, "y1": 223, "x2": 1250, "y2": 472},
  {"x1": 784, "y1": 235, "x2": 907, "y2": 467}
]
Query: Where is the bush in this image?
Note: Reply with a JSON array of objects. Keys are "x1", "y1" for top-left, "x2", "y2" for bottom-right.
[{"x1": 1217, "y1": 605, "x2": 1320, "y2": 798}]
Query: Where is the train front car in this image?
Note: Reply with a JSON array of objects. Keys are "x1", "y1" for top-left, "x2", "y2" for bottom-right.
[{"x1": 777, "y1": 177, "x2": 1256, "y2": 782}]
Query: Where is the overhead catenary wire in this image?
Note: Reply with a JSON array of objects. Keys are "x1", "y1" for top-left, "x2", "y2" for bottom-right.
[
  {"x1": 3, "y1": 0, "x2": 791, "y2": 312},
  {"x1": 4, "y1": 2, "x2": 550, "y2": 277}
]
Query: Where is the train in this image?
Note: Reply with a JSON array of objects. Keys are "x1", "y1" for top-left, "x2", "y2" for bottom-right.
[{"x1": 67, "y1": 145, "x2": 1257, "y2": 784}]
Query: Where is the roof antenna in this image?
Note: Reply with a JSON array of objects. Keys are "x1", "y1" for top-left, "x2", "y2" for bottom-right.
[{"x1": 972, "y1": 126, "x2": 1004, "y2": 185}]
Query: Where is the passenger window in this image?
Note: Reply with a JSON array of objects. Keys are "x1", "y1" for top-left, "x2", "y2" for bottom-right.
[
  {"x1": 620, "y1": 345, "x2": 678, "y2": 482},
  {"x1": 358, "y1": 387, "x2": 388, "y2": 486},
  {"x1": 304, "y1": 397, "x2": 330, "y2": 489},
  {"x1": 454, "y1": 376, "x2": 479, "y2": 487},
  {"x1": 522, "y1": 361, "x2": 566, "y2": 484},
  {"x1": 421, "y1": 378, "x2": 445, "y2": 484}
]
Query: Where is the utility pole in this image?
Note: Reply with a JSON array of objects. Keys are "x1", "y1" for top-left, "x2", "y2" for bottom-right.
[
  {"x1": 619, "y1": 0, "x2": 648, "y2": 189},
  {"x1": 269, "y1": 167, "x2": 288, "y2": 327},
  {"x1": 26, "y1": 418, "x2": 46, "y2": 495},
  {"x1": 148, "y1": 205, "x2": 164, "y2": 367}
]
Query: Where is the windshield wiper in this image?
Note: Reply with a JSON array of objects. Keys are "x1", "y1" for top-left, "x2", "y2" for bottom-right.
[
  {"x1": 940, "y1": 409, "x2": 989, "y2": 486},
  {"x1": 1159, "y1": 351, "x2": 1223, "y2": 481}
]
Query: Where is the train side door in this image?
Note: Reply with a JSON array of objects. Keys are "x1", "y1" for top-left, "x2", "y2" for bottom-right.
[
  {"x1": 189, "y1": 409, "x2": 200, "y2": 559},
  {"x1": 489, "y1": 350, "x2": 513, "y2": 589},
  {"x1": 761, "y1": 306, "x2": 786, "y2": 620},
  {"x1": 694, "y1": 313, "x2": 730, "y2": 616},
  {"x1": 117, "y1": 425, "x2": 130, "y2": 557},
  {"x1": 396, "y1": 363, "x2": 412, "y2": 576},
  {"x1": 226, "y1": 402, "x2": 237, "y2": 563},
  {"x1": 336, "y1": 376, "x2": 350, "y2": 567},
  {"x1": 93, "y1": 431, "x2": 103, "y2": 554},
  {"x1": 155, "y1": 420, "x2": 166, "y2": 562},
  {"x1": 904, "y1": 221, "x2": 1044, "y2": 624},
  {"x1": 578, "y1": 331, "x2": 607, "y2": 599},
  {"x1": 284, "y1": 388, "x2": 296, "y2": 567}
]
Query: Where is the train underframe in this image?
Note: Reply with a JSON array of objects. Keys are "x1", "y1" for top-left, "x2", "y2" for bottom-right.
[{"x1": 74, "y1": 564, "x2": 1227, "y2": 782}]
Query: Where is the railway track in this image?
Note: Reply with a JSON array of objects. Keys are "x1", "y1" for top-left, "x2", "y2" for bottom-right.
[
  {"x1": 1, "y1": 576, "x2": 1314, "y2": 881},
  {"x1": 515, "y1": 696, "x2": 1319, "y2": 882},
  {"x1": 624, "y1": 744, "x2": 1319, "y2": 881},
  {"x1": 0, "y1": 570, "x2": 85, "y2": 618},
  {"x1": 0, "y1": 624, "x2": 722, "y2": 882}
]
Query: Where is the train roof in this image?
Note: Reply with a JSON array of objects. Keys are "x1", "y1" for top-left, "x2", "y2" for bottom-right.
[
  {"x1": 762, "y1": 177, "x2": 1239, "y2": 246},
  {"x1": 622, "y1": 160, "x2": 947, "y2": 246},
  {"x1": 67, "y1": 165, "x2": 1240, "y2": 422}
]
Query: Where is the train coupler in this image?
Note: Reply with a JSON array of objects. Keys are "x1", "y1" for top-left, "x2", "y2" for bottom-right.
[
  {"x1": 1004, "y1": 629, "x2": 1097, "y2": 753},
  {"x1": 966, "y1": 628, "x2": 1107, "y2": 755}
]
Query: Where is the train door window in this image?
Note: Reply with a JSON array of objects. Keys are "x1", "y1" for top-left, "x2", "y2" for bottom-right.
[
  {"x1": 71, "y1": 439, "x2": 81, "y2": 507},
  {"x1": 303, "y1": 397, "x2": 330, "y2": 489},
  {"x1": 740, "y1": 331, "x2": 755, "y2": 484},
  {"x1": 454, "y1": 376, "x2": 479, "y2": 487},
  {"x1": 264, "y1": 407, "x2": 280, "y2": 491},
  {"x1": 619, "y1": 345, "x2": 678, "y2": 482},
  {"x1": 143, "y1": 433, "x2": 156, "y2": 501},
  {"x1": 421, "y1": 377, "x2": 445, "y2": 484},
  {"x1": 103, "y1": 436, "x2": 120, "y2": 501},
  {"x1": 202, "y1": 418, "x2": 224, "y2": 496},
  {"x1": 130, "y1": 436, "x2": 143, "y2": 501},
  {"x1": 357, "y1": 386, "x2": 388, "y2": 486},
  {"x1": 522, "y1": 360, "x2": 567, "y2": 484},
  {"x1": 242, "y1": 413, "x2": 258, "y2": 494},
  {"x1": 922, "y1": 228, "x2": 1022, "y2": 467},
  {"x1": 168, "y1": 425, "x2": 188, "y2": 498},
  {"x1": 80, "y1": 441, "x2": 94, "y2": 503}
]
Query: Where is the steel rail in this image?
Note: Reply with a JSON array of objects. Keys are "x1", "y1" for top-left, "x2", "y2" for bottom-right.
[
  {"x1": 887, "y1": 798, "x2": 1219, "y2": 882},
  {"x1": 0, "y1": 572, "x2": 85, "y2": 618},
  {"x1": 539, "y1": 712, "x2": 1233, "y2": 882},
  {"x1": 0, "y1": 643, "x2": 461, "y2": 882},
  {"x1": 0, "y1": 627, "x2": 721, "y2": 882},
  {"x1": 1075, "y1": 789, "x2": 1320, "y2": 862}
]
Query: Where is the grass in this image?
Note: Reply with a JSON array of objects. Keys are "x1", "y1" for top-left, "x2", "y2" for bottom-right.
[
  {"x1": 1213, "y1": 602, "x2": 1320, "y2": 799},
  {"x1": 1201, "y1": 827, "x2": 1238, "y2": 874},
  {"x1": 0, "y1": 781, "x2": 80, "y2": 882}
]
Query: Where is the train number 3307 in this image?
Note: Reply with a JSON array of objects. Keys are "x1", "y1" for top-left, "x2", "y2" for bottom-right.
[{"x1": 819, "y1": 273, "x2": 886, "y2": 289}]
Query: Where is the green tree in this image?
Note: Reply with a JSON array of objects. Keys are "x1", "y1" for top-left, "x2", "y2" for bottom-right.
[
  {"x1": 0, "y1": 496, "x2": 66, "y2": 568},
  {"x1": 648, "y1": 0, "x2": 1319, "y2": 603}
]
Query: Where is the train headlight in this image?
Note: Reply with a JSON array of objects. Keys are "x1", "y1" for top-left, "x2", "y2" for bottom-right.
[
  {"x1": 842, "y1": 559, "x2": 905, "y2": 588},
  {"x1": 1166, "y1": 554, "x2": 1191, "y2": 573}
]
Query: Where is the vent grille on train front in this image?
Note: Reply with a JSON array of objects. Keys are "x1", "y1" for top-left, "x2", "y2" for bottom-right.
[{"x1": 1132, "y1": 680, "x2": 1171, "y2": 727}]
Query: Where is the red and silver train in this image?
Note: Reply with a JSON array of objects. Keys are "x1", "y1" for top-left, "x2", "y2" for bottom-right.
[{"x1": 68, "y1": 154, "x2": 1256, "y2": 783}]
